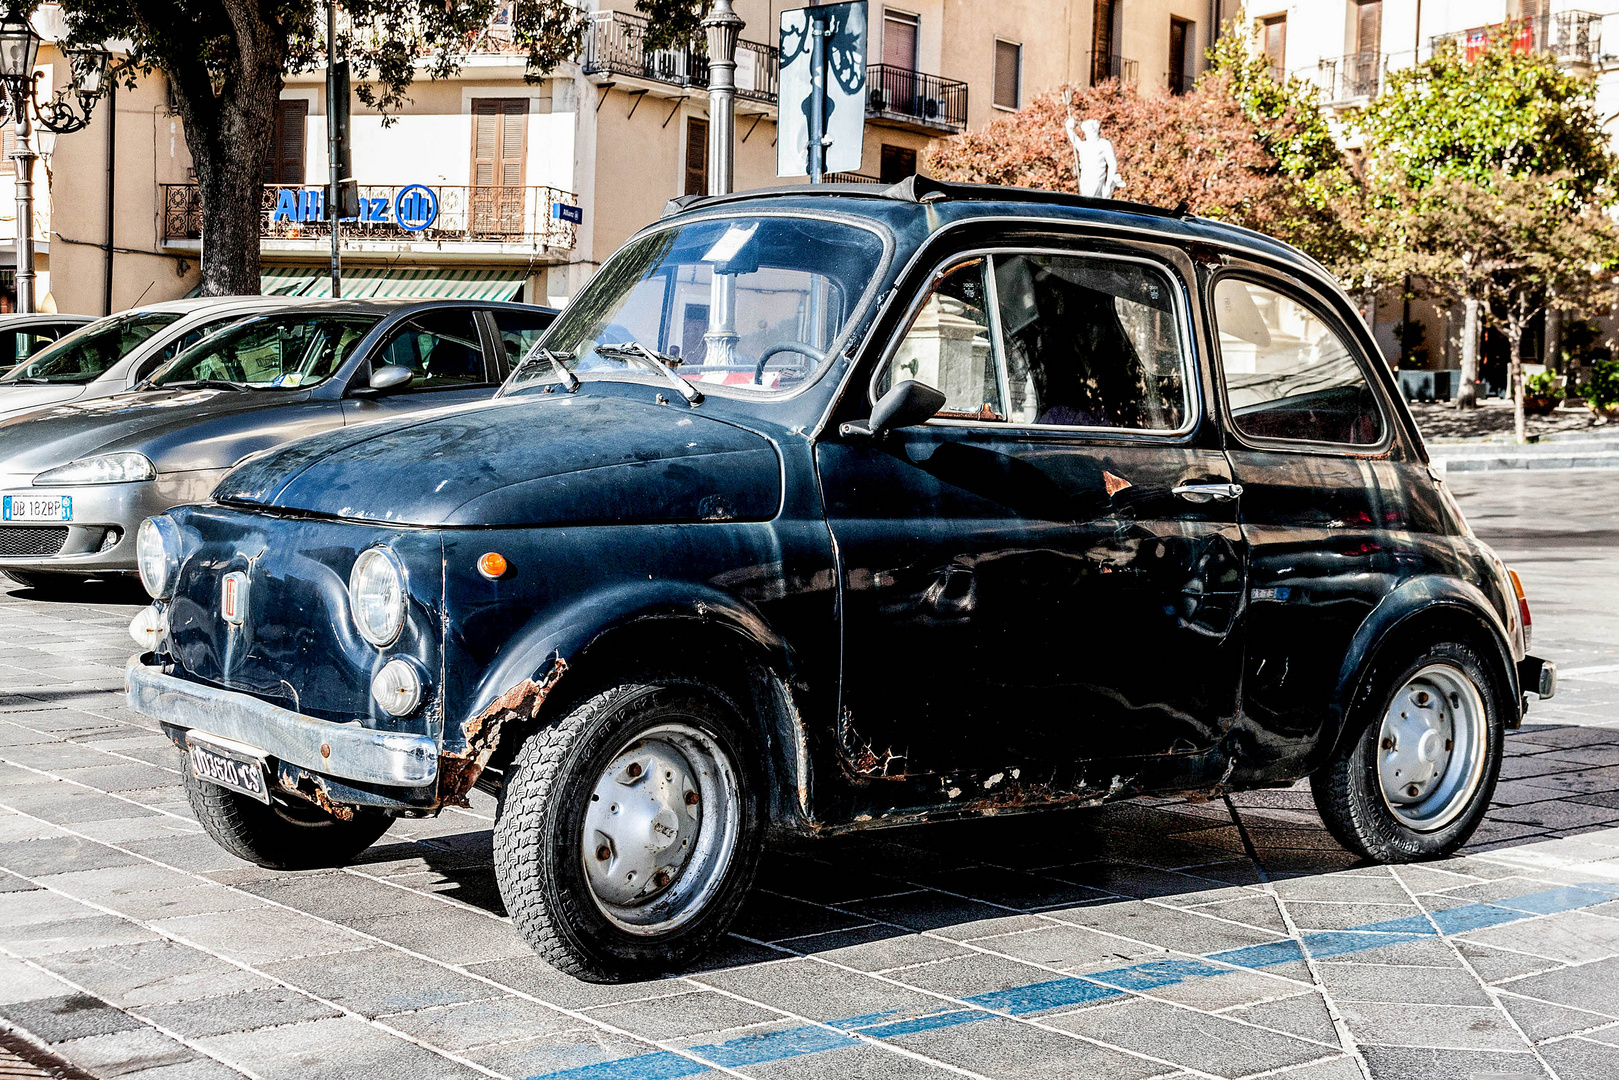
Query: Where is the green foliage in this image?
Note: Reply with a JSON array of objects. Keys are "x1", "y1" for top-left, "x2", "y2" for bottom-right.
[
  {"x1": 1206, "y1": 28, "x2": 1344, "y2": 183},
  {"x1": 1524, "y1": 370, "x2": 1564, "y2": 398},
  {"x1": 1582, "y1": 358, "x2": 1619, "y2": 408},
  {"x1": 1357, "y1": 27, "x2": 1619, "y2": 207}
]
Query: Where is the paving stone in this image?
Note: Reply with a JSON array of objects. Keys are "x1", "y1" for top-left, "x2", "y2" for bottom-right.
[
  {"x1": 0, "y1": 836, "x2": 144, "y2": 877},
  {"x1": 1336, "y1": 1001, "x2": 1530, "y2": 1052},
  {"x1": 117, "y1": 1059, "x2": 249, "y2": 1080},
  {"x1": 582, "y1": 987, "x2": 781, "y2": 1041},
  {"x1": 886, "y1": 1015, "x2": 1168, "y2": 1079},
  {"x1": 151, "y1": 907, "x2": 371, "y2": 966},
  {"x1": 0, "y1": 992, "x2": 146, "y2": 1042},
  {"x1": 5, "y1": 915, "x2": 160, "y2": 957},
  {"x1": 1227, "y1": 990, "x2": 1341, "y2": 1045},
  {"x1": 0, "y1": 954, "x2": 77, "y2": 1005},
  {"x1": 1043, "y1": 996, "x2": 1329, "y2": 1077},
  {"x1": 37, "y1": 941, "x2": 272, "y2": 1008},
  {"x1": 1539, "y1": 1038, "x2": 1619, "y2": 1080},
  {"x1": 1496, "y1": 993, "x2": 1618, "y2": 1041},
  {"x1": 376, "y1": 995, "x2": 577, "y2": 1051},
  {"x1": 199, "y1": 1015, "x2": 488, "y2": 1080},
  {"x1": 259, "y1": 946, "x2": 506, "y2": 1018},
  {"x1": 53, "y1": 1028, "x2": 198, "y2": 1078},
  {"x1": 460, "y1": 1027, "x2": 683, "y2": 1080},
  {"x1": 135, "y1": 988, "x2": 342, "y2": 1039},
  {"x1": 1317, "y1": 963, "x2": 1494, "y2": 1007}
]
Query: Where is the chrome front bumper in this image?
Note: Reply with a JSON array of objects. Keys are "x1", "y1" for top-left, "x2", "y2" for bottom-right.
[{"x1": 126, "y1": 658, "x2": 438, "y2": 788}]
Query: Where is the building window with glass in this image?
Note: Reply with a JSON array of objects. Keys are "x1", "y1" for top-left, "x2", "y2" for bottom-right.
[{"x1": 994, "y1": 39, "x2": 1022, "y2": 109}]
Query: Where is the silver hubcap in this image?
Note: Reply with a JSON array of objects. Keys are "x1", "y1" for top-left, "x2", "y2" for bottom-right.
[
  {"x1": 1376, "y1": 663, "x2": 1487, "y2": 832},
  {"x1": 581, "y1": 722, "x2": 739, "y2": 935}
]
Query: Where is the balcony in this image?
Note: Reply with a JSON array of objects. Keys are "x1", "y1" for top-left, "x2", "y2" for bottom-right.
[
  {"x1": 1089, "y1": 53, "x2": 1140, "y2": 86},
  {"x1": 865, "y1": 64, "x2": 968, "y2": 133},
  {"x1": 1317, "y1": 51, "x2": 1381, "y2": 104},
  {"x1": 580, "y1": 10, "x2": 779, "y2": 106},
  {"x1": 161, "y1": 184, "x2": 579, "y2": 256},
  {"x1": 1432, "y1": 11, "x2": 1602, "y2": 68}
]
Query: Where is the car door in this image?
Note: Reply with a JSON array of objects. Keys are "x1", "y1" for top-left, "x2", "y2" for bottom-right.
[
  {"x1": 342, "y1": 307, "x2": 503, "y2": 423},
  {"x1": 815, "y1": 244, "x2": 1247, "y2": 795},
  {"x1": 1208, "y1": 269, "x2": 1405, "y2": 754}
]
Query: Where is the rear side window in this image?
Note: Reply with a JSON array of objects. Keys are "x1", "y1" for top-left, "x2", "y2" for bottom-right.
[
  {"x1": 491, "y1": 309, "x2": 557, "y2": 373},
  {"x1": 1213, "y1": 278, "x2": 1383, "y2": 446},
  {"x1": 0, "y1": 313, "x2": 182, "y2": 384},
  {"x1": 876, "y1": 252, "x2": 1189, "y2": 431}
]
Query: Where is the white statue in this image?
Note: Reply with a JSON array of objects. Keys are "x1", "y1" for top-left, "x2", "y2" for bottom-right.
[{"x1": 1065, "y1": 116, "x2": 1123, "y2": 199}]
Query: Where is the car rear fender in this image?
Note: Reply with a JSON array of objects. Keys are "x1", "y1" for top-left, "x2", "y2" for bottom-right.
[
  {"x1": 440, "y1": 581, "x2": 809, "y2": 821},
  {"x1": 1325, "y1": 574, "x2": 1520, "y2": 762}
]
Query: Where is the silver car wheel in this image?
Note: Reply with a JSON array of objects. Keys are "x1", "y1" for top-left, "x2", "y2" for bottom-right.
[
  {"x1": 580, "y1": 721, "x2": 740, "y2": 936},
  {"x1": 1376, "y1": 663, "x2": 1488, "y2": 832}
]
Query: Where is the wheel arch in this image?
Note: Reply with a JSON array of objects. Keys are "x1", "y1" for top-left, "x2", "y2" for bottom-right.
[
  {"x1": 440, "y1": 580, "x2": 811, "y2": 828},
  {"x1": 1326, "y1": 575, "x2": 1521, "y2": 762}
]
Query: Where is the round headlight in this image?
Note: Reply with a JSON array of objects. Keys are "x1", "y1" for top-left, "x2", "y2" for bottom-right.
[
  {"x1": 136, "y1": 516, "x2": 180, "y2": 600},
  {"x1": 349, "y1": 547, "x2": 406, "y2": 647},
  {"x1": 372, "y1": 658, "x2": 424, "y2": 716}
]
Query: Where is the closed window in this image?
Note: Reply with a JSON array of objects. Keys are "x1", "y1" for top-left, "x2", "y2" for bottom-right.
[
  {"x1": 1213, "y1": 278, "x2": 1382, "y2": 445},
  {"x1": 685, "y1": 117, "x2": 709, "y2": 196},
  {"x1": 375, "y1": 309, "x2": 488, "y2": 388},
  {"x1": 878, "y1": 253, "x2": 1190, "y2": 431},
  {"x1": 1261, "y1": 14, "x2": 1287, "y2": 79},
  {"x1": 879, "y1": 144, "x2": 917, "y2": 184},
  {"x1": 994, "y1": 39, "x2": 1022, "y2": 109},
  {"x1": 471, "y1": 98, "x2": 529, "y2": 236},
  {"x1": 264, "y1": 99, "x2": 308, "y2": 185}
]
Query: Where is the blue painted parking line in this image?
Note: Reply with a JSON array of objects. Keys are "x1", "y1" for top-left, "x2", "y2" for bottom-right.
[{"x1": 529, "y1": 881, "x2": 1619, "y2": 1080}]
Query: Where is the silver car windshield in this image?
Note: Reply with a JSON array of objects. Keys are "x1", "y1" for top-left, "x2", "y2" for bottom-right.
[
  {"x1": 0, "y1": 313, "x2": 182, "y2": 384},
  {"x1": 149, "y1": 313, "x2": 379, "y2": 389},
  {"x1": 507, "y1": 215, "x2": 886, "y2": 397}
]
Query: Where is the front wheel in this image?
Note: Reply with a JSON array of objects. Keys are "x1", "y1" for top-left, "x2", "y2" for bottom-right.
[
  {"x1": 1311, "y1": 641, "x2": 1506, "y2": 862},
  {"x1": 493, "y1": 683, "x2": 763, "y2": 982},
  {"x1": 183, "y1": 767, "x2": 393, "y2": 870}
]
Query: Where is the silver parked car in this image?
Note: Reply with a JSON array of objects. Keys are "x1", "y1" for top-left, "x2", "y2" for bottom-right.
[
  {"x1": 0, "y1": 297, "x2": 305, "y2": 422},
  {"x1": 0, "y1": 313, "x2": 96, "y2": 374},
  {"x1": 0, "y1": 298, "x2": 555, "y2": 589}
]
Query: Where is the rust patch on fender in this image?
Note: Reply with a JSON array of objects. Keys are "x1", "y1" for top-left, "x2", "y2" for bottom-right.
[
  {"x1": 438, "y1": 657, "x2": 569, "y2": 807},
  {"x1": 837, "y1": 710, "x2": 907, "y2": 779}
]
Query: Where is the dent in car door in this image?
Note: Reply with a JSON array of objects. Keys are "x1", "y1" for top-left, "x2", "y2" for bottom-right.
[{"x1": 817, "y1": 250, "x2": 1247, "y2": 807}]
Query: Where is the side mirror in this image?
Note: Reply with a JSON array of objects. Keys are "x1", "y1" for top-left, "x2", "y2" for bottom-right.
[
  {"x1": 355, "y1": 365, "x2": 414, "y2": 396},
  {"x1": 840, "y1": 379, "x2": 947, "y2": 438}
]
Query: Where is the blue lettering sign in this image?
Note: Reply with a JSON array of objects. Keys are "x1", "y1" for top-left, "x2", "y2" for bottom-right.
[
  {"x1": 272, "y1": 189, "x2": 300, "y2": 222},
  {"x1": 298, "y1": 189, "x2": 324, "y2": 222},
  {"x1": 394, "y1": 185, "x2": 439, "y2": 231},
  {"x1": 553, "y1": 203, "x2": 583, "y2": 225}
]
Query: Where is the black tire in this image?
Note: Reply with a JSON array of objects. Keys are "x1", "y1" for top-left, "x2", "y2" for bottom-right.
[
  {"x1": 493, "y1": 682, "x2": 764, "y2": 982},
  {"x1": 1311, "y1": 639, "x2": 1507, "y2": 862},
  {"x1": 182, "y1": 766, "x2": 393, "y2": 870},
  {"x1": 4, "y1": 570, "x2": 91, "y2": 593}
]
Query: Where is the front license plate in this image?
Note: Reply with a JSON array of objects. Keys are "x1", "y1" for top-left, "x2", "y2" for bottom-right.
[
  {"x1": 187, "y1": 736, "x2": 270, "y2": 804},
  {"x1": 2, "y1": 494, "x2": 71, "y2": 521}
]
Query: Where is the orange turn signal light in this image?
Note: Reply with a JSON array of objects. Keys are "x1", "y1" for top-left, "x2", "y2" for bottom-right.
[{"x1": 477, "y1": 552, "x2": 509, "y2": 580}]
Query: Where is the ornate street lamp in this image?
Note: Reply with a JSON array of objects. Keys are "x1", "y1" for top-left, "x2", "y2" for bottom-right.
[{"x1": 0, "y1": 11, "x2": 114, "y2": 311}]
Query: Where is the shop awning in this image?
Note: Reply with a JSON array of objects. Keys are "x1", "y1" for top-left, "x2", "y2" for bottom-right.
[{"x1": 260, "y1": 266, "x2": 527, "y2": 301}]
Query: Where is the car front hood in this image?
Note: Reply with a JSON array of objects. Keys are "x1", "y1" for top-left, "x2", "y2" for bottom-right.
[
  {"x1": 0, "y1": 388, "x2": 296, "y2": 475},
  {"x1": 215, "y1": 392, "x2": 784, "y2": 527},
  {"x1": 0, "y1": 384, "x2": 85, "y2": 423}
]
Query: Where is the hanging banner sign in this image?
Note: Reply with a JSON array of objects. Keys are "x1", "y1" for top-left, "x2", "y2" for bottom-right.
[{"x1": 271, "y1": 184, "x2": 440, "y2": 232}]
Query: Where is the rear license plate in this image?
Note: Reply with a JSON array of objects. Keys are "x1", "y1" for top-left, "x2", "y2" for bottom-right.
[
  {"x1": 2, "y1": 494, "x2": 71, "y2": 522},
  {"x1": 187, "y1": 735, "x2": 270, "y2": 804}
]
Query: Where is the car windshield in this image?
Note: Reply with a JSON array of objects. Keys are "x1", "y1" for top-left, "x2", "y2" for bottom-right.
[
  {"x1": 149, "y1": 312, "x2": 379, "y2": 389},
  {"x1": 0, "y1": 313, "x2": 183, "y2": 384},
  {"x1": 507, "y1": 215, "x2": 886, "y2": 397}
]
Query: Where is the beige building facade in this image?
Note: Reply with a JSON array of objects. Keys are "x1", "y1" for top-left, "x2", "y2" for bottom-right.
[{"x1": 21, "y1": 0, "x2": 1234, "y2": 316}]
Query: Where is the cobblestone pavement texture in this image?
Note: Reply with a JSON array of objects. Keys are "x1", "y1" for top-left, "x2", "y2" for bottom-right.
[{"x1": 1, "y1": 471, "x2": 1617, "y2": 1080}]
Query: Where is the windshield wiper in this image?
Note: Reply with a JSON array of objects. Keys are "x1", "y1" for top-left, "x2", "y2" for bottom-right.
[
  {"x1": 154, "y1": 379, "x2": 251, "y2": 392},
  {"x1": 9, "y1": 377, "x2": 58, "y2": 384},
  {"x1": 596, "y1": 341, "x2": 703, "y2": 406},
  {"x1": 516, "y1": 341, "x2": 580, "y2": 392}
]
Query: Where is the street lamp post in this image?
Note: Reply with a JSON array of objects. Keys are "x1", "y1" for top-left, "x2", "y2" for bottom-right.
[
  {"x1": 0, "y1": 13, "x2": 111, "y2": 313},
  {"x1": 700, "y1": 0, "x2": 743, "y2": 370}
]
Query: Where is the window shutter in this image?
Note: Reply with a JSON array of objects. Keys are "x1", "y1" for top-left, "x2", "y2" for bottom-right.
[
  {"x1": 472, "y1": 99, "x2": 499, "y2": 189},
  {"x1": 501, "y1": 100, "x2": 527, "y2": 188},
  {"x1": 263, "y1": 100, "x2": 307, "y2": 185},
  {"x1": 993, "y1": 40, "x2": 1020, "y2": 108},
  {"x1": 1355, "y1": 0, "x2": 1382, "y2": 56},
  {"x1": 685, "y1": 117, "x2": 708, "y2": 196}
]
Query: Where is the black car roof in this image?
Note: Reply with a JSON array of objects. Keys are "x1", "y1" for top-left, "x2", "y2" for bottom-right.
[{"x1": 660, "y1": 175, "x2": 1331, "y2": 284}]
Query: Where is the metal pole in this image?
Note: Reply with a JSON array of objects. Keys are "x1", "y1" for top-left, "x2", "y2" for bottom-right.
[
  {"x1": 701, "y1": 0, "x2": 741, "y2": 196},
  {"x1": 13, "y1": 87, "x2": 35, "y2": 313},
  {"x1": 701, "y1": 0, "x2": 743, "y2": 373},
  {"x1": 807, "y1": 13, "x2": 827, "y2": 183},
  {"x1": 103, "y1": 77, "x2": 115, "y2": 314},
  {"x1": 326, "y1": 0, "x2": 341, "y2": 298}
]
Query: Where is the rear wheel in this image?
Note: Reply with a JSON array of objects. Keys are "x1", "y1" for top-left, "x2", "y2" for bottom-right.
[
  {"x1": 1311, "y1": 640, "x2": 1506, "y2": 862},
  {"x1": 183, "y1": 767, "x2": 393, "y2": 870},
  {"x1": 493, "y1": 682, "x2": 763, "y2": 982}
]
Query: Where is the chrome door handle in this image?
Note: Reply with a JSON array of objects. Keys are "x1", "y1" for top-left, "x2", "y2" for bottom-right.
[{"x1": 1172, "y1": 483, "x2": 1243, "y2": 504}]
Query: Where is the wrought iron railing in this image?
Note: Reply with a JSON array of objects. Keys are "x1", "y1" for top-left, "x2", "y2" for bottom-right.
[
  {"x1": 580, "y1": 10, "x2": 779, "y2": 105},
  {"x1": 865, "y1": 64, "x2": 968, "y2": 131},
  {"x1": 1317, "y1": 50, "x2": 1381, "y2": 102},
  {"x1": 1089, "y1": 53, "x2": 1139, "y2": 85},
  {"x1": 161, "y1": 184, "x2": 579, "y2": 250},
  {"x1": 1166, "y1": 70, "x2": 1196, "y2": 95},
  {"x1": 825, "y1": 171, "x2": 880, "y2": 183},
  {"x1": 1431, "y1": 11, "x2": 1601, "y2": 66}
]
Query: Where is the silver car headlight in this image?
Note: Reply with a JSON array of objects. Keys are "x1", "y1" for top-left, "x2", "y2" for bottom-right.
[
  {"x1": 136, "y1": 516, "x2": 181, "y2": 600},
  {"x1": 34, "y1": 452, "x2": 156, "y2": 486},
  {"x1": 349, "y1": 547, "x2": 406, "y2": 647},
  {"x1": 372, "y1": 658, "x2": 424, "y2": 716}
]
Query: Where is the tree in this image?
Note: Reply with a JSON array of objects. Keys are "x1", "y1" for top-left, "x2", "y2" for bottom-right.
[
  {"x1": 1388, "y1": 172, "x2": 1619, "y2": 442},
  {"x1": 921, "y1": 72, "x2": 1355, "y2": 273},
  {"x1": 50, "y1": 0, "x2": 699, "y2": 295}
]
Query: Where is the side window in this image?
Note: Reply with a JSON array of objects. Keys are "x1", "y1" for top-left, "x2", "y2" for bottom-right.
[
  {"x1": 878, "y1": 258, "x2": 1004, "y2": 420},
  {"x1": 1213, "y1": 278, "x2": 1383, "y2": 446},
  {"x1": 490, "y1": 309, "x2": 556, "y2": 372},
  {"x1": 375, "y1": 309, "x2": 488, "y2": 388},
  {"x1": 994, "y1": 254, "x2": 1186, "y2": 429},
  {"x1": 137, "y1": 316, "x2": 246, "y2": 383}
]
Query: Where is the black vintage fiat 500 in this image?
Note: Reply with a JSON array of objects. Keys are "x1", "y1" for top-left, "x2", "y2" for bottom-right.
[{"x1": 126, "y1": 178, "x2": 1554, "y2": 981}]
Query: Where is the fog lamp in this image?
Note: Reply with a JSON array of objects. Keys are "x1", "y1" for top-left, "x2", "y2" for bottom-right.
[{"x1": 371, "y1": 658, "x2": 423, "y2": 716}]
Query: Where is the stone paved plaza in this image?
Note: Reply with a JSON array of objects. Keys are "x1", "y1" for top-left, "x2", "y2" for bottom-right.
[{"x1": 1, "y1": 470, "x2": 1618, "y2": 1080}]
